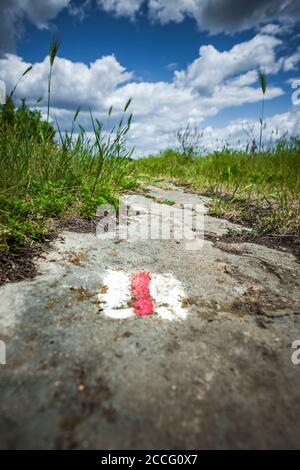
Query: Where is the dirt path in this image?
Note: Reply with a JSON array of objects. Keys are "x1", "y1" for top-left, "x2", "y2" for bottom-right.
[{"x1": 1, "y1": 184, "x2": 300, "y2": 449}]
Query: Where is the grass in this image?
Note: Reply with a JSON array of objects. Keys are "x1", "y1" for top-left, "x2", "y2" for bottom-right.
[
  {"x1": 0, "y1": 60, "x2": 136, "y2": 256},
  {"x1": 0, "y1": 103, "x2": 137, "y2": 253},
  {"x1": 132, "y1": 69, "x2": 299, "y2": 249},
  {"x1": 132, "y1": 141, "x2": 300, "y2": 251}
]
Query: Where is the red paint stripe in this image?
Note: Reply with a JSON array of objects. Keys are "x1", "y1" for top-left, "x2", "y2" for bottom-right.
[{"x1": 131, "y1": 272, "x2": 154, "y2": 317}]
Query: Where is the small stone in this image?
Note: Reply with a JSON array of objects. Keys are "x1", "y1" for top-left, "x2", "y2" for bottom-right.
[{"x1": 78, "y1": 384, "x2": 85, "y2": 392}]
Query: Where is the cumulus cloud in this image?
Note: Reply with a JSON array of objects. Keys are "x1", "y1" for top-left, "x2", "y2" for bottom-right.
[
  {"x1": 260, "y1": 23, "x2": 284, "y2": 36},
  {"x1": 1, "y1": 1, "x2": 300, "y2": 56},
  {"x1": 95, "y1": 0, "x2": 300, "y2": 33},
  {"x1": 0, "y1": 31, "x2": 295, "y2": 155},
  {"x1": 200, "y1": 109, "x2": 300, "y2": 152},
  {"x1": 0, "y1": 0, "x2": 71, "y2": 53},
  {"x1": 0, "y1": 53, "x2": 132, "y2": 110},
  {"x1": 283, "y1": 47, "x2": 300, "y2": 72},
  {"x1": 174, "y1": 34, "x2": 282, "y2": 95},
  {"x1": 127, "y1": 108, "x2": 300, "y2": 154},
  {"x1": 68, "y1": 0, "x2": 92, "y2": 21},
  {"x1": 150, "y1": 0, "x2": 300, "y2": 33},
  {"x1": 97, "y1": 0, "x2": 144, "y2": 17}
]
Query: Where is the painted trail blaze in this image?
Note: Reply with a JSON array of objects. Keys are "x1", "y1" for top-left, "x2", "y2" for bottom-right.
[
  {"x1": 131, "y1": 272, "x2": 154, "y2": 316},
  {"x1": 98, "y1": 269, "x2": 188, "y2": 321}
]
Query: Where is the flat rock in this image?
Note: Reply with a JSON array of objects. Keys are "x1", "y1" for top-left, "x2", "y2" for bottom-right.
[{"x1": 0, "y1": 186, "x2": 300, "y2": 449}]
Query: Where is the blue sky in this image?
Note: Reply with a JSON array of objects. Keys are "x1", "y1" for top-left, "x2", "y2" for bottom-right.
[
  {"x1": 1, "y1": 0, "x2": 300, "y2": 154},
  {"x1": 19, "y1": 7, "x2": 254, "y2": 80}
]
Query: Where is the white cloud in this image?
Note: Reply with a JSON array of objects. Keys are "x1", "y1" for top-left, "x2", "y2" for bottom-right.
[
  {"x1": 0, "y1": 53, "x2": 133, "y2": 110},
  {"x1": 0, "y1": 31, "x2": 294, "y2": 155},
  {"x1": 97, "y1": 0, "x2": 144, "y2": 17},
  {"x1": 174, "y1": 34, "x2": 282, "y2": 95},
  {"x1": 0, "y1": 0, "x2": 71, "y2": 53},
  {"x1": 162, "y1": 0, "x2": 299, "y2": 32},
  {"x1": 1, "y1": 0, "x2": 300, "y2": 58},
  {"x1": 201, "y1": 110, "x2": 300, "y2": 152},
  {"x1": 260, "y1": 23, "x2": 283, "y2": 36},
  {"x1": 95, "y1": 0, "x2": 300, "y2": 33},
  {"x1": 165, "y1": 62, "x2": 178, "y2": 71},
  {"x1": 128, "y1": 108, "x2": 300, "y2": 155},
  {"x1": 68, "y1": 0, "x2": 92, "y2": 21},
  {"x1": 283, "y1": 47, "x2": 300, "y2": 72}
]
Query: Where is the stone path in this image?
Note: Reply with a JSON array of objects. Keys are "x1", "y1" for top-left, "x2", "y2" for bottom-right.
[{"x1": 0, "y1": 185, "x2": 300, "y2": 449}]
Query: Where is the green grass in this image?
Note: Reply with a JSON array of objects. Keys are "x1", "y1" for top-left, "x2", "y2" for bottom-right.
[
  {"x1": 1, "y1": 93, "x2": 299, "y2": 255},
  {"x1": 0, "y1": 40, "x2": 137, "y2": 255},
  {"x1": 132, "y1": 142, "x2": 300, "y2": 241},
  {"x1": 0, "y1": 97, "x2": 137, "y2": 253}
]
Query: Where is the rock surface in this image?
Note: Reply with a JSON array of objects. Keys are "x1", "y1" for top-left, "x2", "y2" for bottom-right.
[{"x1": 0, "y1": 185, "x2": 300, "y2": 449}]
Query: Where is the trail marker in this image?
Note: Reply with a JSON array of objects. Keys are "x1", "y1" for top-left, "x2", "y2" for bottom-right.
[{"x1": 98, "y1": 270, "x2": 188, "y2": 321}]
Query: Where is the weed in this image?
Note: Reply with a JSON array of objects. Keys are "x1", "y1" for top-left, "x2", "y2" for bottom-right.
[
  {"x1": 0, "y1": 43, "x2": 136, "y2": 255},
  {"x1": 132, "y1": 139, "x2": 300, "y2": 243},
  {"x1": 259, "y1": 69, "x2": 267, "y2": 153}
]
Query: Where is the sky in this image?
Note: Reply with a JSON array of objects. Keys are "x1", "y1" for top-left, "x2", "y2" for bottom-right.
[{"x1": 0, "y1": 0, "x2": 300, "y2": 155}]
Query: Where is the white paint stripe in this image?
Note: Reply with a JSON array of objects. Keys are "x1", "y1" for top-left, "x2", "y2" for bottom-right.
[
  {"x1": 99, "y1": 270, "x2": 134, "y2": 319},
  {"x1": 150, "y1": 273, "x2": 188, "y2": 321},
  {"x1": 98, "y1": 270, "x2": 189, "y2": 321}
]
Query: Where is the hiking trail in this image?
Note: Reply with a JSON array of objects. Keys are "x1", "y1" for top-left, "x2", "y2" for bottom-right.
[{"x1": 1, "y1": 183, "x2": 300, "y2": 449}]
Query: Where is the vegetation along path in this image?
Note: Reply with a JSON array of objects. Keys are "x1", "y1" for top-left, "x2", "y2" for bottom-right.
[{"x1": 1, "y1": 182, "x2": 300, "y2": 449}]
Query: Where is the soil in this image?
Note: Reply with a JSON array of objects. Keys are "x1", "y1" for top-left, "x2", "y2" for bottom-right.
[{"x1": 0, "y1": 217, "x2": 95, "y2": 286}]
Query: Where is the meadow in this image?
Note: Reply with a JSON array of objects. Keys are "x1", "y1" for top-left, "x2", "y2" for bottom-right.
[
  {"x1": 0, "y1": 96, "x2": 136, "y2": 253},
  {"x1": 0, "y1": 42, "x2": 137, "y2": 265},
  {"x1": 132, "y1": 142, "x2": 300, "y2": 256}
]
